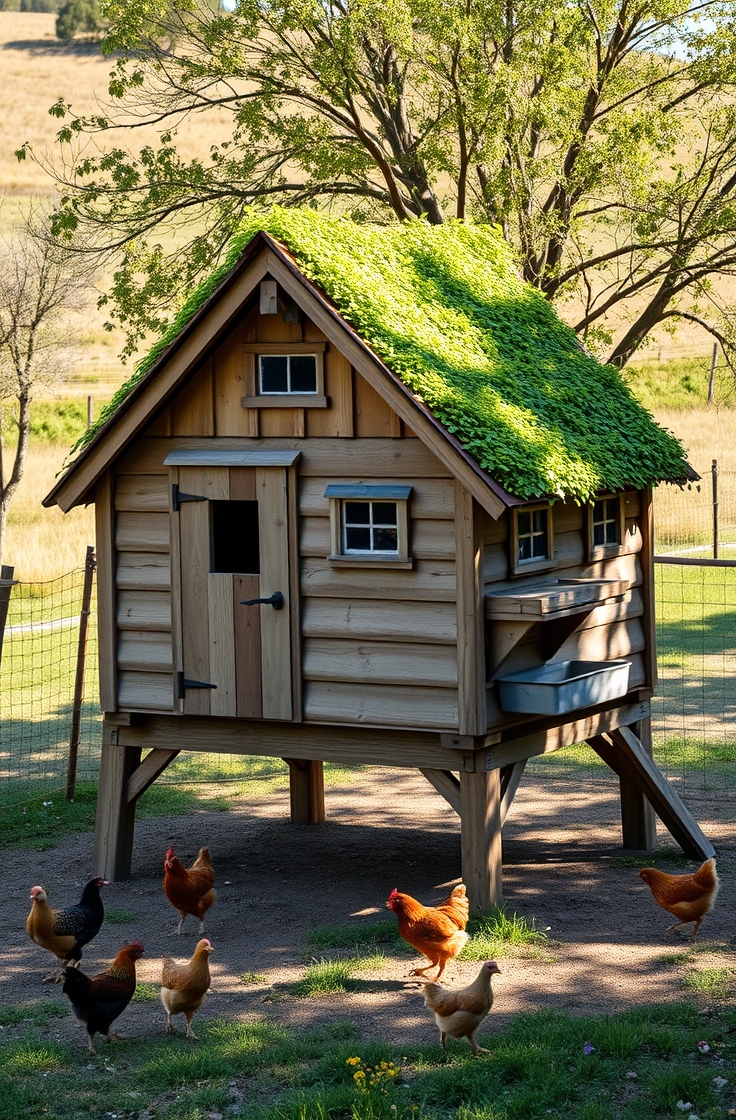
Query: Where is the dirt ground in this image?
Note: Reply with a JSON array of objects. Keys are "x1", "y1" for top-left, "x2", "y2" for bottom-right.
[{"x1": 2, "y1": 768, "x2": 734, "y2": 1051}]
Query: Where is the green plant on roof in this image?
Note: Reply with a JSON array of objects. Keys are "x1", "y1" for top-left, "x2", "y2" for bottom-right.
[{"x1": 73, "y1": 210, "x2": 688, "y2": 502}]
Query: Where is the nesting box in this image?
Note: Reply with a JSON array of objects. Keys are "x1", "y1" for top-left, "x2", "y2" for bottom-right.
[{"x1": 45, "y1": 214, "x2": 713, "y2": 910}]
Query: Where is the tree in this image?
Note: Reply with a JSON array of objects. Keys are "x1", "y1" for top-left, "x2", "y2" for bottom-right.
[
  {"x1": 0, "y1": 216, "x2": 90, "y2": 565},
  {"x1": 23, "y1": 0, "x2": 736, "y2": 368},
  {"x1": 56, "y1": 0, "x2": 102, "y2": 40}
]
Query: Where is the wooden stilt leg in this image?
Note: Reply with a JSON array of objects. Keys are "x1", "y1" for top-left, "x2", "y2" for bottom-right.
[
  {"x1": 286, "y1": 759, "x2": 325, "y2": 824},
  {"x1": 619, "y1": 719, "x2": 657, "y2": 850},
  {"x1": 93, "y1": 724, "x2": 141, "y2": 881},
  {"x1": 460, "y1": 769, "x2": 503, "y2": 914}
]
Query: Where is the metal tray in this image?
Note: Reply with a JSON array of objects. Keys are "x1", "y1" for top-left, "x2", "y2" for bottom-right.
[{"x1": 496, "y1": 659, "x2": 631, "y2": 716}]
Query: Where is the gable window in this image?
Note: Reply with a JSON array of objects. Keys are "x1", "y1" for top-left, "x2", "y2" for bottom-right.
[
  {"x1": 241, "y1": 341, "x2": 327, "y2": 408},
  {"x1": 587, "y1": 493, "x2": 625, "y2": 560},
  {"x1": 325, "y1": 484, "x2": 412, "y2": 567},
  {"x1": 511, "y1": 503, "x2": 555, "y2": 576}
]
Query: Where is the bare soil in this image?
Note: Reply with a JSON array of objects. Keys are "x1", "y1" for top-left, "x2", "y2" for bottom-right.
[{"x1": 2, "y1": 768, "x2": 734, "y2": 1052}]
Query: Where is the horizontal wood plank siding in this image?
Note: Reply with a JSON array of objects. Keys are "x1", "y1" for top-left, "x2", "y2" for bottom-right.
[
  {"x1": 303, "y1": 638, "x2": 458, "y2": 687},
  {"x1": 116, "y1": 512, "x2": 170, "y2": 553},
  {"x1": 114, "y1": 476, "x2": 169, "y2": 512},
  {"x1": 304, "y1": 681, "x2": 459, "y2": 728},
  {"x1": 117, "y1": 631, "x2": 174, "y2": 672},
  {"x1": 302, "y1": 598, "x2": 457, "y2": 644},
  {"x1": 118, "y1": 671, "x2": 175, "y2": 712},
  {"x1": 300, "y1": 515, "x2": 456, "y2": 560},
  {"x1": 117, "y1": 590, "x2": 172, "y2": 633},
  {"x1": 116, "y1": 552, "x2": 171, "y2": 591},
  {"x1": 298, "y1": 476, "x2": 456, "y2": 519},
  {"x1": 301, "y1": 558, "x2": 456, "y2": 601}
]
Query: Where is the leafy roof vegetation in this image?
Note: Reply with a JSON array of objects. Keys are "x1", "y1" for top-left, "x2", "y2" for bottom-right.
[{"x1": 79, "y1": 209, "x2": 689, "y2": 501}]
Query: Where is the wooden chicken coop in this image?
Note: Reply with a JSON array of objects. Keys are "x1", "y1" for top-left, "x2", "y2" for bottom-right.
[{"x1": 45, "y1": 213, "x2": 714, "y2": 912}]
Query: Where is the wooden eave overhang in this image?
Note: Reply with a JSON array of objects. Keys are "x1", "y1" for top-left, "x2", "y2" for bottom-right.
[
  {"x1": 44, "y1": 231, "x2": 516, "y2": 518},
  {"x1": 44, "y1": 230, "x2": 696, "y2": 513}
]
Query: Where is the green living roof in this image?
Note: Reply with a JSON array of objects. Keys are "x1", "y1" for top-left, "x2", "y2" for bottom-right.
[{"x1": 82, "y1": 208, "x2": 689, "y2": 502}]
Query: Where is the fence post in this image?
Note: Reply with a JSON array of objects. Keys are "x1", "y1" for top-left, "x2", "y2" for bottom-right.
[
  {"x1": 0, "y1": 564, "x2": 16, "y2": 667},
  {"x1": 66, "y1": 546, "x2": 97, "y2": 802},
  {"x1": 712, "y1": 459, "x2": 719, "y2": 560},
  {"x1": 87, "y1": 395, "x2": 93, "y2": 428},
  {"x1": 708, "y1": 343, "x2": 718, "y2": 403}
]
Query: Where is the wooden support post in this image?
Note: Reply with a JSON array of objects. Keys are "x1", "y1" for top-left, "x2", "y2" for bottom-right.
[
  {"x1": 419, "y1": 768, "x2": 461, "y2": 815},
  {"x1": 607, "y1": 726, "x2": 715, "y2": 860},
  {"x1": 66, "y1": 545, "x2": 96, "y2": 802},
  {"x1": 0, "y1": 564, "x2": 16, "y2": 668},
  {"x1": 590, "y1": 726, "x2": 657, "y2": 851},
  {"x1": 93, "y1": 724, "x2": 141, "y2": 880},
  {"x1": 460, "y1": 769, "x2": 503, "y2": 913},
  {"x1": 286, "y1": 759, "x2": 325, "y2": 824}
]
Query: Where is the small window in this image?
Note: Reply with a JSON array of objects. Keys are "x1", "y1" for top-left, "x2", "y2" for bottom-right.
[
  {"x1": 259, "y1": 354, "x2": 317, "y2": 395},
  {"x1": 211, "y1": 500, "x2": 260, "y2": 574},
  {"x1": 587, "y1": 493, "x2": 625, "y2": 560},
  {"x1": 511, "y1": 503, "x2": 555, "y2": 576},
  {"x1": 325, "y1": 484, "x2": 412, "y2": 566}
]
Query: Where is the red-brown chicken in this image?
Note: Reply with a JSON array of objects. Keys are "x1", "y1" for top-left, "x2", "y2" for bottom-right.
[
  {"x1": 423, "y1": 960, "x2": 501, "y2": 1051},
  {"x1": 387, "y1": 885, "x2": 470, "y2": 981},
  {"x1": 160, "y1": 937, "x2": 213, "y2": 1039},
  {"x1": 639, "y1": 857, "x2": 719, "y2": 939},
  {"x1": 163, "y1": 847, "x2": 216, "y2": 936},
  {"x1": 62, "y1": 941, "x2": 144, "y2": 1054},
  {"x1": 26, "y1": 878, "x2": 108, "y2": 982}
]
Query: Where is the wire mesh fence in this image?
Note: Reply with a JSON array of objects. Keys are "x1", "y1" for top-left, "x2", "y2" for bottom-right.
[
  {"x1": 654, "y1": 463, "x2": 736, "y2": 557},
  {"x1": 0, "y1": 549, "x2": 734, "y2": 815}
]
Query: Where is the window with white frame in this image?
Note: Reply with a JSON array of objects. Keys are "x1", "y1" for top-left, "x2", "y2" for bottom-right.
[
  {"x1": 587, "y1": 493, "x2": 625, "y2": 560},
  {"x1": 325, "y1": 484, "x2": 412, "y2": 566},
  {"x1": 259, "y1": 353, "x2": 318, "y2": 395},
  {"x1": 511, "y1": 503, "x2": 554, "y2": 575},
  {"x1": 240, "y1": 342, "x2": 327, "y2": 408}
]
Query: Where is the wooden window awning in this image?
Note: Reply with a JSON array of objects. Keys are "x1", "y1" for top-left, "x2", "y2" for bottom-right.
[
  {"x1": 164, "y1": 450, "x2": 301, "y2": 467},
  {"x1": 485, "y1": 577, "x2": 630, "y2": 621}
]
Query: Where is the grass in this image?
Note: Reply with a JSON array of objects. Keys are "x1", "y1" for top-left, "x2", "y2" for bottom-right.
[
  {"x1": 132, "y1": 982, "x2": 162, "y2": 1003},
  {"x1": 305, "y1": 920, "x2": 407, "y2": 955},
  {"x1": 292, "y1": 954, "x2": 388, "y2": 997},
  {"x1": 682, "y1": 968, "x2": 734, "y2": 998},
  {"x1": 0, "y1": 1001, "x2": 732, "y2": 1120},
  {"x1": 461, "y1": 907, "x2": 552, "y2": 961},
  {"x1": 0, "y1": 1002, "x2": 67, "y2": 1028},
  {"x1": 106, "y1": 907, "x2": 136, "y2": 924}
]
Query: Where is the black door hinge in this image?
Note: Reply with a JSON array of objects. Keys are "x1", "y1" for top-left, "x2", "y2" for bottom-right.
[
  {"x1": 177, "y1": 672, "x2": 217, "y2": 699},
  {"x1": 172, "y1": 484, "x2": 207, "y2": 512}
]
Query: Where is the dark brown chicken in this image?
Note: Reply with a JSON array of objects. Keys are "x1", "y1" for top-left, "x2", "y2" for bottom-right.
[
  {"x1": 26, "y1": 878, "x2": 108, "y2": 982},
  {"x1": 387, "y1": 885, "x2": 470, "y2": 981},
  {"x1": 639, "y1": 857, "x2": 719, "y2": 938},
  {"x1": 160, "y1": 937, "x2": 213, "y2": 1039},
  {"x1": 62, "y1": 941, "x2": 144, "y2": 1054},
  {"x1": 163, "y1": 847, "x2": 216, "y2": 936},
  {"x1": 423, "y1": 960, "x2": 501, "y2": 1051}
]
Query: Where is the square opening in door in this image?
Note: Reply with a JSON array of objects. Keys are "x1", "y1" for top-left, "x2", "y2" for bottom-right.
[{"x1": 211, "y1": 500, "x2": 260, "y2": 573}]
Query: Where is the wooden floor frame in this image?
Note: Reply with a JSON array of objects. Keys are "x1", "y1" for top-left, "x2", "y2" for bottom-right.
[{"x1": 95, "y1": 693, "x2": 715, "y2": 912}]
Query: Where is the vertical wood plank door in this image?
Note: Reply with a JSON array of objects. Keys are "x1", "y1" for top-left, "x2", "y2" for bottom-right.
[{"x1": 175, "y1": 465, "x2": 294, "y2": 719}]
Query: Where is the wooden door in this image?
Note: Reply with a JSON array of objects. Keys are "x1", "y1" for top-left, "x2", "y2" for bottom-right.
[{"x1": 172, "y1": 464, "x2": 294, "y2": 719}]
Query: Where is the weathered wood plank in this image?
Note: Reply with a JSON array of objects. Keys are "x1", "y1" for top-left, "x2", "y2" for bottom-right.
[
  {"x1": 213, "y1": 327, "x2": 251, "y2": 437},
  {"x1": 455, "y1": 484, "x2": 486, "y2": 736},
  {"x1": 607, "y1": 725, "x2": 715, "y2": 860},
  {"x1": 354, "y1": 370, "x2": 402, "y2": 437},
  {"x1": 118, "y1": 671, "x2": 175, "y2": 712},
  {"x1": 117, "y1": 631, "x2": 174, "y2": 672},
  {"x1": 95, "y1": 474, "x2": 117, "y2": 712},
  {"x1": 639, "y1": 487, "x2": 657, "y2": 690},
  {"x1": 117, "y1": 590, "x2": 172, "y2": 632},
  {"x1": 301, "y1": 558, "x2": 456, "y2": 601},
  {"x1": 114, "y1": 476, "x2": 169, "y2": 512},
  {"x1": 234, "y1": 574, "x2": 262, "y2": 718},
  {"x1": 303, "y1": 681, "x2": 459, "y2": 729},
  {"x1": 208, "y1": 573, "x2": 237, "y2": 717},
  {"x1": 298, "y1": 476, "x2": 456, "y2": 520},
  {"x1": 125, "y1": 748, "x2": 181, "y2": 805},
  {"x1": 556, "y1": 617, "x2": 645, "y2": 662},
  {"x1": 115, "y1": 438, "x2": 451, "y2": 479},
  {"x1": 306, "y1": 348, "x2": 354, "y2": 438},
  {"x1": 178, "y1": 466, "x2": 224, "y2": 713},
  {"x1": 460, "y1": 769, "x2": 504, "y2": 912},
  {"x1": 302, "y1": 597, "x2": 458, "y2": 643},
  {"x1": 116, "y1": 552, "x2": 171, "y2": 591},
  {"x1": 256, "y1": 466, "x2": 292, "y2": 720},
  {"x1": 93, "y1": 731, "x2": 141, "y2": 880},
  {"x1": 169, "y1": 360, "x2": 215, "y2": 436},
  {"x1": 286, "y1": 759, "x2": 326, "y2": 824},
  {"x1": 302, "y1": 638, "x2": 458, "y2": 687},
  {"x1": 115, "y1": 512, "x2": 170, "y2": 553},
  {"x1": 500, "y1": 760, "x2": 527, "y2": 826},
  {"x1": 259, "y1": 408, "x2": 305, "y2": 439},
  {"x1": 420, "y1": 768, "x2": 461, "y2": 814}
]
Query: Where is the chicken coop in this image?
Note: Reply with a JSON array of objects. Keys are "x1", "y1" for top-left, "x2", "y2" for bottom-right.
[{"x1": 45, "y1": 212, "x2": 714, "y2": 912}]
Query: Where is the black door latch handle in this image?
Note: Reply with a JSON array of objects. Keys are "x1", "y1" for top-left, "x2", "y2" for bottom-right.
[{"x1": 240, "y1": 591, "x2": 285, "y2": 610}]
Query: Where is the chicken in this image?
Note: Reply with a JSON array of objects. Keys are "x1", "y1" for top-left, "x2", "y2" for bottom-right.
[
  {"x1": 163, "y1": 847, "x2": 216, "y2": 936},
  {"x1": 160, "y1": 937, "x2": 213, "y2": 1039},
  {"x1": 62, "y1": 941, "x2": 144, "y2": 1054},
  {"x1": 26, "y1": 877, "x2": 108, "y2": 983},
  {"x1": 423, "y1": 960, "x2": 501, "y2": 1052},
  {"x1": 387, "y1": 885, "x2": 470, "y2": 981},
  {"x1": 639, "y1": 857, "x2": 719, "y2": 939}
]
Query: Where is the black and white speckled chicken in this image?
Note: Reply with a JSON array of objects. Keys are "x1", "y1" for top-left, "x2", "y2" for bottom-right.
[{"x1": 26, "y1": 877, "x2": 108, "y2": 982}]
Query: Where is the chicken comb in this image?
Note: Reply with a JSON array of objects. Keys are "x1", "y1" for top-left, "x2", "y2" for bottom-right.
[{"x1": 387, "y1": 887, "x2": 399, "y2": 901}]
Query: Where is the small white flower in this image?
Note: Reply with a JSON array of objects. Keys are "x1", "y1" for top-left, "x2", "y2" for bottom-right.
[
  {"x1": 625, "y1": 1071, "x2": 638, "y2": 1079},
  {"x1": 713, "y1": 1077, "x2": 729, "y2": 1090},
  {"x1": 42, "y1": 801, "x2": 53, "y2": 806},
  {"x1": 676, "y1": 1101, "x2": 693, "y2": 1112}
]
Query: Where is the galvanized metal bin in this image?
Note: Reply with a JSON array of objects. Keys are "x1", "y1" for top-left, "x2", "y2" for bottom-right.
[{"x1": 496, "y1": 660, "x2": 631, "y2": 716}]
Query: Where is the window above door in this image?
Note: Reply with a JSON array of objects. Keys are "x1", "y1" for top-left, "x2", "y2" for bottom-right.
[{"x1": 241, "y1": 342, "x2": 328, "y2": 408}]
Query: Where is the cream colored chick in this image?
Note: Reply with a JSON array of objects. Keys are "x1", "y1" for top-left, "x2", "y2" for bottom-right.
[
  {"x1": 160, "y1": 937, "x2": 212, "y2": 1039},
  {"x1": 423, "y1": 960, "x2": 501, "y2": 1052}
]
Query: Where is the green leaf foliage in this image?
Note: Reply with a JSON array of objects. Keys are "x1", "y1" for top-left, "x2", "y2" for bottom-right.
[{"x1": 76, "y1": 209, "x2": 688, "y2": 501}]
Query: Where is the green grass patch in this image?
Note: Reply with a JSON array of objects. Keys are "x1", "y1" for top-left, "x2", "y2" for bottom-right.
[
  {"x1": 0, "y1": 1002, "x2": 67, "y2": 1028},
  {"x1": 682, "y1": 968, "x2": 734, "y2": 998},
  {"x1": 292, "y1": 954, "x2": 386, "y2": 997},
  {"x1": 106, "y1": 907, "x2": 136, "y2": 924},
  {"x1": 132, "y1": 982, "x2": 161, "y2": 1003},
  {"x1": 461, "y1": 907, "x2": 552, "y2": 961},
  {"x1": 624, "y1": 357, "x2": 736, "y2": 412},
  {"x1": 0, "y1": 1001, "x2": 729, "y2": 1120},
  {"x1": 305, "y1": 919, "x2": 406, "y2": 954},
  {"x1": 240, "y1": 970, "x2": 268, "y2": 984}
]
